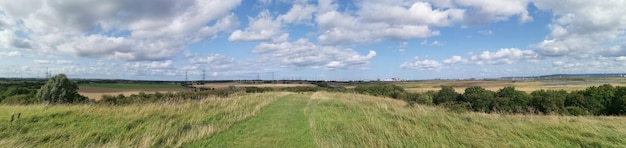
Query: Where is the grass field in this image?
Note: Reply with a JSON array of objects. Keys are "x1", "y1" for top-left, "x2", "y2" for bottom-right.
[
  {"x1": 79, "y1": 83, "x2": 185, "y2": 89},
  {"x1": 389, "y1": 78, "x2": 626, "y2": 93},
  {"x1": 2, "y1": 92, "x2": 626, "y2": 147},
  {"x1": 0, "y1": 92, "x2": 286, "y2": 147},
  {"x1": 77, "y1": 83, "x2": 188, "y2": 100}
]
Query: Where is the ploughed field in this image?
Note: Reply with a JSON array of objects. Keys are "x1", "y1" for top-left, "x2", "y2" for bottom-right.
[{"x1": 2, "y1": 92, "x2": 625, "y2": 147}]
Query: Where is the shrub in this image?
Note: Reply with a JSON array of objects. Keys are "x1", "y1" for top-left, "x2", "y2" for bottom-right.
[{"x1": 36, "y1": 74, "x2": 87, "y2": 104}]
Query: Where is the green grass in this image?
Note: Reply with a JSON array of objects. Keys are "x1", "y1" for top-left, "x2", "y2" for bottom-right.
[
  {"x1": 79, "y1": 83, "x2": 185, "y2": 89},
  {"x1": 188, "y1": 93, "x2": 315, "y2": 147},
  {"x1": 2, "y1": 92, "x2": 626, "y2": 147},
  {"x1": 306, "y1": 92, "x2": 626, "y2": 147},
  {"x1": 0, "y1": 92, "x2": 286, "y2": 147}
]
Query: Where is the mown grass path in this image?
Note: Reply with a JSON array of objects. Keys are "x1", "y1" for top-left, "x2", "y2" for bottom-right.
[{"x1": 186, "y1": 94, "x2": 315, "y2": 147}]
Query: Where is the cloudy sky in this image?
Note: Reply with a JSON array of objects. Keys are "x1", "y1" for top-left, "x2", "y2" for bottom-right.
[{"x1": 1, "y1": 0, "x2": 625, "y2": 80}]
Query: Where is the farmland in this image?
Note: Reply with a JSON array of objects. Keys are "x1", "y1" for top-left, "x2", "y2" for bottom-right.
[
  {"x1": 77, "y1": 83, "x2": 188, "y2": 100},
  {"x1": 2, "y1": 92, "x2": 626, "y2": 147}
]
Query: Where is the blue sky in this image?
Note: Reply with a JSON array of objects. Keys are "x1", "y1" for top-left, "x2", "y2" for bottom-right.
[{"x1": 1, "y1": 0, "x2": 626, "y2": 81}]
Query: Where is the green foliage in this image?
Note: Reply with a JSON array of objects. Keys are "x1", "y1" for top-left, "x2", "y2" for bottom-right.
[
  {"x1": 530, "y1": 89, "x2": 567, "y2": 115},
  {"x1": 495, "y1": 86, "x2": 531, "y2": 113},
  {"x1": 244, "y1": 87, "x2": 274, "y2": 93},
  {"x1": 433, "y1": 86, "x2": 459, "y2": 105},
  {"x1": 460, "y1": 86, "x2": 496, "y2": 112},
  {"x1": 36, "y1": 74, "x2": 87, "y2": 104},
  {"x1": 354, "y1": 84, "x2": 405, "y2": 98}
]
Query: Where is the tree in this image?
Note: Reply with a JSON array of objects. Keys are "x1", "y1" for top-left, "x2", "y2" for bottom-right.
[
  {"x1": 461, "y1": 86, "x2": 496, "y2": 112},
  {"x1": 530, "y1": 89, "x2": 567, "y2": 114},
  {"x1": 496, "y1": 86, "x2": 531, "y2": 113},
  {"x1": 433, "y1": 86, "x2": 459, "y2": 105},
  {"x1": 36, "y1": 74, "x2": 86, "y2": 104}
]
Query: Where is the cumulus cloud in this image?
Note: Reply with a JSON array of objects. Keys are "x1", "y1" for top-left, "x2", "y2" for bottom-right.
[
  {"x1": 358, "y1": 1, "x2": 465, "y2": 26},
  {"x1": 401, "y1": 57, "x2": 442, "y2": 70},
  {"x1": 316, "y1": 10, "x2": 440, "y2": 45},
  {"x1": 457, "y1": 0, "x2": 533, "y2": 24},
  {"x1": 532, "y1": 1, "x2": 626, "y2": 57},
  {"x1": 278, "y1": 4, "x2": 316, "y2": 24},
  {"x1": 229, "y1": 10, "x2": 288, "y2": 42},
  {"x1": 0, "y1": 0, "x2": 242, "y2": 61},
  {"x1": 443, "y1": 48, "x2": 538, "y2": 65},
  {"x1": 254, "y1": 38, "x2": 376, "y2": 70}
]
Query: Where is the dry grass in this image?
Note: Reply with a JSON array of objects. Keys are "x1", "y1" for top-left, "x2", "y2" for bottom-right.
[
  {"x1": 0, "y1": 92, "x2": 287, "y2": 147},
  {"x1": 77, "y1": 86, "x2": 186, "y2": 100},
  {"x1": 392, "y1": 78, "x2": 626, "y2": 93},
  {"x1": 306, "y1": 92, "x2": 626, "y2": 147},
  {"x1": 193, "y1": 83, "x2": 315, "y2": 88}
]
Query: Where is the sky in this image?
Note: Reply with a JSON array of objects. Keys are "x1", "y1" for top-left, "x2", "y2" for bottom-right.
[{"x1": 1, "y1": 0, "x2": 626, "y2": 81}]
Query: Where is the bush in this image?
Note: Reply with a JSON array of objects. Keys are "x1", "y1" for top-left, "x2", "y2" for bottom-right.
[
  {"x1": 36, "y1": 74, "x2": 87, "y2": 104},
  {"x1": 354, "y1": 84, "x2": 405, "y2": 98},
  {"x1": 433, "y1": 86, "x2": 459, "y2": 105}
]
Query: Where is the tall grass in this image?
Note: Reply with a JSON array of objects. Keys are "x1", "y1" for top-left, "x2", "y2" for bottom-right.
[
  {"x1": 306, "y1": 92, "x2": 626, "y2": 147},
  {"x1": 0, "y1": 92, "x2": 286, "y2": 147}
]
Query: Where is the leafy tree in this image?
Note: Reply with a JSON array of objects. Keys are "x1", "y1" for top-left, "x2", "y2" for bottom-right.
[
  {"x1": 433, "y1": 86, "x2": 459, "y2": 105},
  {"x1": 36, "y1": 74, "x2": 87, "y2": 104},
  {"x1": 460, "y1": 86, "x2": 496, "y2": 112},
  {"x1": 582, "y1": 84, "x2": 615, "y2": 115},
  {"x1": 530, "y1": 89, "x2": 567, "y2": 114},
  {"x1": 496, "y1": 86, "x2": 531, "y2": 113}
]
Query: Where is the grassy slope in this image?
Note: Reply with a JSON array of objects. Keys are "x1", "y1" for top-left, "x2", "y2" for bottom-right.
[
  {"x1": 0, "y1": 92, "x2": 286, "y2": 147},
  {"x1": 78, "y1": 83, "x2": 184, "y2": 89},
  {"x1": 2, "y1": 92, "x2": 626, "y2": 147},
  {"x1": 306, "y1": 92, "x2": 626, "y2": 147},
  {"x1": 188, "y1": 94, "x2": 315, "y2": 147}
]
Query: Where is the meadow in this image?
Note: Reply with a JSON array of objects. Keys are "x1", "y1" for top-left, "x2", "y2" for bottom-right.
[{"x1": 2, "y1": 91, "x2": 626, "y2": 147}]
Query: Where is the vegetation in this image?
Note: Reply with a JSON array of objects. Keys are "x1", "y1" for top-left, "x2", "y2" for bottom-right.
[
  {"x1": 306, "y1": 92, "x2": 626, "y2": 147},
  {"x1": 79, "y1": 83, "x2": 184, "y2": 89},
  {"x1": 36, "y1": 74, "x2": 87, "y2": 104},
  {"x1": 0, "y1": 92, "x2": 285, "y2": 147}
]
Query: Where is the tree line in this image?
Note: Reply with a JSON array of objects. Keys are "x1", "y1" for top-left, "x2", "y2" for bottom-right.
[{"x1": 353, "y1": 84, "x2": 626, "y2": 116}]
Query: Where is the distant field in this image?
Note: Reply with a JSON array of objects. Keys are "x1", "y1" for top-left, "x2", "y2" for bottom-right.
[
  {"x1": 79, "y1": 83, "x2": 184, "y2": 89},
  {"x1": 193, "y1": 83, "x2": 315, "y2": 88},
  {"x1": 77, "y1": 83, "x2": 187, "y2": 100},
  {"x1": 2, "y1": 92, "x2": 625, "y2": 147},
  {"x1": 387, "y1": 78, "x2": 626, "y2": 93}
]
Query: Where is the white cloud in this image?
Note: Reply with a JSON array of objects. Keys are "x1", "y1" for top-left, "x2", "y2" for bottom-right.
[
  {"x1": 443, "y1": 48, "x2": 538, "y2": 65},
  {"x1": 316, "y1": 10, "x2": 439, "y2": 45},
  {"x1": 194, "y1": 13, "x2": 239, "y2": 42},
  {"x1": 532, "y1": 1, "x2": 626, "y2": 57},
  {"x1": 401, "y1": 57, "x2": 442, "y2": 70},
  {"x1": 0, "y1": 51, "x2": 22, "y2": 57},
  {"x1": 0, "y1": 30, "x2": 32, "y2": 49},
  {"x1": 358, "y1": 1, "x2": 465, "y2": 26},
  {"x1": 56, "y1": 60, "x2": 73, "y2": 65},
  {"x1": 146, "y1": 60, "x2": 173, "y2": 69},
  {"x1": 229, "y1": 10, "x2": 288, "y2": 42},
  {"x1": 0, "y1": 0, "x2": 242, "y2": 61},
  {"x1": 470, "y1": 48, "x2": 538, "y2": 64},
  {"x1": 456, "y1": 0, "x2": 533, "y2": 24},
  {"x1": 443, "y1": 56, "x2": 468, "y2": 64},
  {"x1": 278, "y1": 4, "x2": 316, "y2": 24},
  {"x1": 254, "y1": 38, "x2": 376, "y2": 70},
  {"x1": 34, "y1": 60, "x2": 51, "y2": 64}
]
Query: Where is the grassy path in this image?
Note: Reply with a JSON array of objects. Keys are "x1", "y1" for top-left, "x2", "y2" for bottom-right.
[{"x1": 187, "y1": 94, "x2": 315, "y2": 147}]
